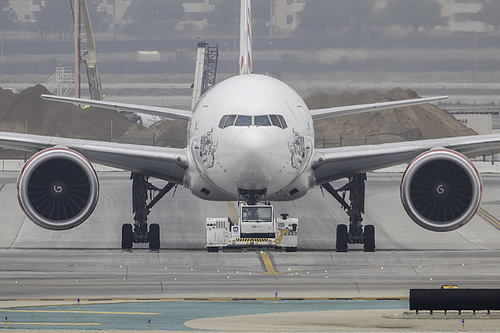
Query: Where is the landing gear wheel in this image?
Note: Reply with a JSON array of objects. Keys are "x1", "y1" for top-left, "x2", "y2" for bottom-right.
[
  {"x1": 336, "y1": 224, "x2": 348, "y2": 252},
  {"x1": 148, "y1": 223, "x2": 160, "y2": 250},
  {"x1": 121, "y1": 224, "x2": 133, "y2": 249},
  {"x1": 207, "y1": 247, "x2": 219, "y2": 252},
  {"x1": 285, "y1": 247, "x2": 297, "y2": 252},
  {"x1": 363, "y1": 225, "x2": 375, "y2": 252}
]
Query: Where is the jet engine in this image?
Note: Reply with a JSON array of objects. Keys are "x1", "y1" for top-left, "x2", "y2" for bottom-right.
[
  {"x1": 400, "y1": 149, "x2": 482, "y2": 232},
  {"x1": 17, "y1": 147, "x2": 99, "y2": 230}
]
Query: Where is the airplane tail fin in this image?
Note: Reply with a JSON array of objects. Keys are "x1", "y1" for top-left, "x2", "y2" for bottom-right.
[{"x1": 239, "y1": 0, "x2": 253, "y2": 75}]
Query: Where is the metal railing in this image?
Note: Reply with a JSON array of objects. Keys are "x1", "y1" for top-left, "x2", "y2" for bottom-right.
[{"x1": 43, "y1": 67, "x2": 75, "y2": 96}]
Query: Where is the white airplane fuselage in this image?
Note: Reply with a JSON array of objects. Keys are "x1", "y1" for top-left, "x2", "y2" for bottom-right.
[{"x1": 185, "y1": 74, "x2": 316, "y2": 201}]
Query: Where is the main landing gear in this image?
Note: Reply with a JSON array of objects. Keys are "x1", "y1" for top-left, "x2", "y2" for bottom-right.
[
  {"x1": 321, "y1": 173, "x2": 375, "y2": 252},
  {"x1": 121, "y1": 173, "x2": 176, "y2": 250}
]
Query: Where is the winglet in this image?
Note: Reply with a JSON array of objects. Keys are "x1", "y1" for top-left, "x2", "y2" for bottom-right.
[{"x1": 239, "y1": 0, "x2": 253, "y2": 75}]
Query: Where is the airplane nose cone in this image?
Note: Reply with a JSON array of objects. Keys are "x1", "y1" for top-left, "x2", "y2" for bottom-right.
[{"x1": 233, "y1": 129, "x2": 273, "y2": 167}]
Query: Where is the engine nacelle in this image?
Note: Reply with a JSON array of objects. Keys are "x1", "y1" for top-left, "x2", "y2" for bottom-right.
[
  {"x1": 401, "y1": 149, "x2": 482, "y2": 232},
  {"x1": 17, "y1": 147, "x2": 99, "y2": 230}
]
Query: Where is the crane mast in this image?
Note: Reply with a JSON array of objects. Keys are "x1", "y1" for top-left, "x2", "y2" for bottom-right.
[{"x1": 73, "y1": 0, "x2": 103, "y2": 100}]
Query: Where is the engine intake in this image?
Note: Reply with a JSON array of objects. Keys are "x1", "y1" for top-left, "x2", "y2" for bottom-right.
[
  {"x1": 17, "y1": 147, "x2": 99, "y2": 230},
  {"x1": 400, "y1": 149, "x2": 482, "y2": 232}
]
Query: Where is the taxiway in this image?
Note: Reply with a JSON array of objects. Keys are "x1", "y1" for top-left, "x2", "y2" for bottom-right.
[{"x1": 0, "y1": 170, "x2": 499, "y2": 300}]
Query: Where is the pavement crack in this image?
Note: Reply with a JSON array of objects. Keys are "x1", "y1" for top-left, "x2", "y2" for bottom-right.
[
  {"x1": 411, "y1": 266, "x2": 422, "y2": 277},
  {"x1": 329, "y1": 252, "x2": 335, "y2": 265}
]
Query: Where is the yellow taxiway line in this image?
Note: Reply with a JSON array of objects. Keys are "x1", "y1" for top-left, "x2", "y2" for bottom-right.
[
  {"x1": 2, "y1": 309, "x2": 158, "y2": 315},
  {"x1": 5, "y1": 322, "x2": 101, "y2": 326},
  {"x1": 477, "y1": 208, "x2": 500, "y2": 230},
  {"x1": 260, "y1": 252, "x2": 278, "y2": 275},
  {"x1": 0, "y1": 296, "x2": 409, "y2": 302}
]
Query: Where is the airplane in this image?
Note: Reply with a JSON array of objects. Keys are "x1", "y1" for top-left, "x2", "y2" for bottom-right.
[{"x1": 0, "y1": 0, "x2": 499, "y2": 252}]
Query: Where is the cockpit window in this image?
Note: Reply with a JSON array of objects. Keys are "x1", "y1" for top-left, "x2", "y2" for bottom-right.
[
  {"x1": 235, "y1": 115, "x2": 252, "y2": 126},
  {"x1": 219, "y1": 114, "x2": 287, "y2": 129},
  {"x1": 269, "y1": 115, "x2": 281, "y2": 127},
  {"x1": 255, "y1": 115, "x2": 271, "y2": 126},
  {"x1": 224, "y1": 114, "x2": 237, "y2": 128},
  {"x1": 218, "y1": 115, "x2": 228, "y2": 129},
  {"x1": 277, "y1": 115, "x2": 288, "y2": 129}
]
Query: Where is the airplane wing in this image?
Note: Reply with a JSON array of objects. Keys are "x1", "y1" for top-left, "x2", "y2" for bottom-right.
[
  {"x1": 312, "y1": 133, "x2": 500, "y2": 184},
  {"x1": 309, "y1": 96, "x2": 448, "y2": 120},
  {"x1": 41, "y1": 94, "x2": 193, "y2": 121},
  {"x1": 0, "y1": 132, "x2": 187, "y2": 184}
]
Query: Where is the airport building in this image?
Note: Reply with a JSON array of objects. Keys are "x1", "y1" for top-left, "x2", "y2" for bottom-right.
[
  {"x1": 439, "y1": 0, "x2": 490, "y2": 33},
  {"x1": 7, "y1": 0, "x2": 305, "y2": 33},
  {"x1": 270, "y1": 0, "x2": 307, "y2": 35},
  {"x1": 8, "y1": 0, "x2": 40, "y2": 22},
  {"x1": 5, "y1": 0, "x2": 498, "y2": 36}
]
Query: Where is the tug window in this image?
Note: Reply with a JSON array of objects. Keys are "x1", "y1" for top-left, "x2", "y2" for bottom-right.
[{"x1": 241, "y1": 206, "x2": 272, "y2": 222}]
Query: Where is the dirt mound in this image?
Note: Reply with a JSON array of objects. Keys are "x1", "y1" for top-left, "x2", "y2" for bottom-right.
[
  {"x1": 101, "y1": 87, "x2": 476, "y2": 150},
  {"x1": 0, "y1": 85, "x2": 477, "y2": 157},
  {"x1": 0, "y1": 85, "x2": 133, "y2": 139},
  {"x1": 306, "y1": 88, "x2": 476, "y2": 147},
  {"x1": 0, "y1": 88, "x2": 17, "y2": 108},
  {"x1": 0, "y1": 85, "x2": 135, "y2": 157},
  {"x1": 118, "y1": 120, "x2": 187, "y2": 148}
]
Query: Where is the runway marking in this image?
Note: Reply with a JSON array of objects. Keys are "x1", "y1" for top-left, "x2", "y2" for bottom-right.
[
  {"x1": 226, "y1": 202, "x2": 238, "y2": 223},
  {"x1": 259, "y1": 252, "x2": 277, "y2": 275},
  {"x1": 477, "y1": 208, "x2": 500, "y2": 230},
  {"x1": 0, "y1": 296, "x2": 409, "y2": 303},
  {"x1": 5, "y1": 322, "x2": 101, "y2": 326},
  {"x1": 2, "y1": 309, "x2": 159, "y2": 315}
]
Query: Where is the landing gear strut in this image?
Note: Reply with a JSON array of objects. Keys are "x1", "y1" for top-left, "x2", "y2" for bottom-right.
[
  {"x1": 121, "y1": 173, "x2": 176, "y2": 250},
  {"x1": 321, "y1": 173, "x2": 375, "y2": 252}
]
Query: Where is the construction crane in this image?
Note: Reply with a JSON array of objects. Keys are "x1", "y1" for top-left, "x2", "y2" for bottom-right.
[
  {"x1": 191, "y1": 42, "x2": 219, "y2": 110},
  {"x1": 72, "y1": 0, "x2": 103, "y2": 100}
]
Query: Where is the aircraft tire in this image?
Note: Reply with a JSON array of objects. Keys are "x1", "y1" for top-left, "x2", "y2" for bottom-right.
[
  {"x1": 363, "y1": 225, "x2": 375, "y2": 252},
  {"x1": 121, "y1": 224, "x2": 133, "y2": 249},
  {"x1": 207, "y1": 247, "x2": 219, "y2": 252},
  {"x1": 336, "y1": 224, "x2": 348, "y2": 252},
  {"x1": 285, "y1": 247, "x2": 297, "y2": 252},
  {"x1": 148, "y1": 223, "x2": 160, "y2": 250}
]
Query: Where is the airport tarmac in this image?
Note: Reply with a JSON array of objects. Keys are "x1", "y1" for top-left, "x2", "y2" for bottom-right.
[
  {"x1": 2, "y1": 169, "x2": 500, "y2": 251},
  {"x1": 1, "y1": 169, "x2": 500, "y2": 331}
]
